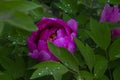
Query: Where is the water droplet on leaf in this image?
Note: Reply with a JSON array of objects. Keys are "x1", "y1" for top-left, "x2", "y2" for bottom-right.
[
  {"x1": 50, "y1": 72, "x2": 53, "y2": 75},
  {"x1": 46, "y1": 67, "x2": 48, "y2": 70},
  {"x1": 57, "y1": 67, "x2": 60, "y2": 70},
  {"x1": 8, "y1": 35, "x2": 11, "y2": 38},
  {"x1": 38, "y1": 73, "x2": 41, "y2": 75},
  {"x1": 67, "y1": 4, "x2": 70, "y2": 7},
  {"x1": 12, "y1": 42, "x2": 16, "y2": 44}
]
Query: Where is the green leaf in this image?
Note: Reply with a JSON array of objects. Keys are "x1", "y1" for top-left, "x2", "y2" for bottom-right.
[
  {"x1": 0, "y1": 56, "x2": 25, "y2": 79},
  {"x1": 0, "y1": 21, "x2": 3, "y2": 36},
  {"x1": 94, "y1": 55, "x2": 108, "y2": 79},
  {"x1": 48, "y1": 42, "x2": 79, "y2": 73},
  {"x1": 102, "y1": 75, "x2": 109, "y2": 80},
  {"x1": 98, "y1": 0, "x2": 120, "y2": 5},
  {"x1": 80, "y1": 0, "x2": 93, "y2": 8},
  {"x1": 80, "y1": 70, "x2": 93, "y2": 80},
  {"x1": 1, "y1": 23, "x2": 30, "y2": 45},
  {"x1": 113, "y1": 67, "x2": 120, "y2": 80},
  {"x1": 87, "y1": 18, "x2": 111, "y2": 50},
  {"x1": 0, "y1": 45, "x2": 14, "y2": 56},
  {"x1": 98, "y1": 0, "x2": 108, "y2": 4},
  {"x1": 79, "y1": 0, "x2": 99, "y2": 8},
  {"x1": 30, "y1": 62, "x2": 69, "y2": 80},
  {"x1": 0, "y1": 1, "x2": 40, "y2": 14},
  {"x1": 0, "y1": 72, "x2": 13, "y2": 80},
  {"x1": 110, "y1": 0, "x2": 120, "y2": 4},
  {"x1": 5, "y1": 11, "x2": 37, "y2": 31},
  {"x1": 109, "y1": 38, "x2": 120, "y2": 61},
  {"x1": 55, "y1": 0, "x2": 78, "y2": 14},
  {"x1": 75, "y1": 38, "x2": 95, "y2": 72},
  {"x1": 30, "y1": 7, "x2": 53, "y2": 22}
]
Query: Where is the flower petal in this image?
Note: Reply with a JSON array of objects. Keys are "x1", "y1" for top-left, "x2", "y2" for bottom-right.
[
  {"x1": 67, "y1": 41, "x2": 76, "y2": 54},
  {"x1": 111, "y1": 27, "x2": 120, "y2": 37},
  {"x1": 108, "y1": 5, "x2": 120, "y2": 23},
  {"x1": 39, "y1": 29, "x2": 49, "y2": 40},
  {"x1": 27, "y1": 31, "x2": 38, "y2": 51},
  {"x1": 67, "y1": 19, "x2": 77, "y2": 32},
  {"x1": 38, "y1": 50, "x2": 51, "y2": 61},
  {"x1": 56, "y1": 29, "x2": 66, "y2": 38},
  {"x1": 100, "y1": 4, "x2": 111, "y2": 22},
  {"x1": 53, "y1": 37, "x2": 70, "y2": 48},
  {"x1": 28, "y1": 49, "x2": 39, "y2": 59},
  {"x1": 38, "y1": 40, "x2": 48, "y2": 51}
]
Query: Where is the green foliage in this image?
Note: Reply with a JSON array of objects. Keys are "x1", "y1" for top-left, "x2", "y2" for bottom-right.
[
  {"x1": 0, "y1": 56, "x2": 25, "y2": 79},
  {"x1": 113, "y1": 67, "x2": 120, "y2": 80},
  {"x1": 0, "y1": 0, "x2": 120, "y2": 80},
  {"x1": 87, "y1": 19, "x2": 111, "y2": 50},
  {"x1": 55, "y1": 0, "x2": 78, "y2": 14},
  {"x1": 30, "y1": 62, "x2": 69, "y2": 80},
  {"x1": 0, "y1": 0, "x2": 40, "y2": 14},
  {"x1": 48, "y1": 42, "x2": 79, "y2": 73},
  {"x1": 79, "y1": 70, "x2": 93, "y2": 80},
  {"x1": 109, "y1": 38, "x2": 120, "y2": 61},
  {"x1": 5, "y1": 11, "x2": 37, "y2": 31},
  {"x1": 75, "y1": 38, "x2": 95, "y2": 72},
  {"x1": 0, "y1": 72, "x2": 13, "y2": 80},
  {"x1": 0, "y1": 21, "x2": 3, "y2": 36},
  {"x1": 94, "y1": 55, "x2": 108, "y2": 79}
]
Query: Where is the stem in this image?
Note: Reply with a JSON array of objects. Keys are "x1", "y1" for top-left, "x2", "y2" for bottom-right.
[{"x1": 105, "y1": 50, "x2": 112, "y2": 80}]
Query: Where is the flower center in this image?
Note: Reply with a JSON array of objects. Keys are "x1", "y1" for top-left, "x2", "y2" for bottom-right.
[{"x1": 49, "y1": 33, "x2": 57, "y2": 40}]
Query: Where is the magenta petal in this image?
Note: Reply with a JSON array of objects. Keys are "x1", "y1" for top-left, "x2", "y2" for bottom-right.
[
  {"x1": 67, "y1": 41, "x2": 76, "y2": 54},
  {"x1": 27, "y1": 31, "x2": 39, "y2": 51},
  {"x1": 38, "y1": 40, "x2": 48, "y2": 51},
  {"x1": 67, "y1": 19, "x2": 77, "y2": 32},
  {"x1": 53, "y1": 37, "x2": 67, "y2": 47},
  {"x1": 111, "y1": 27, "x2": 120, "y2": 37},
  {"x1": 56, "y1": 29, "x2": 66, "y2": 38},
  {"x1": 108, "y1": 5, "x2": 120, "y2": 23},
  {"x1": 28, "y1": 49, "x2": 39, "y2": 59},
  {"x1": 39, "y1": 29, "x2": 49, "y2": 40},
  {"x1": 27, "y1": 38, "x2": 37, "y2": 52},
  {"x1": 36, "y1": 17, "x2": 52, "y2": 31},
  {"x1": 100, "y1": 4, "x2": 111, "y2": 22},
  {"x1": 38, "y1": 50, "x2": 51, "y2": 61}
]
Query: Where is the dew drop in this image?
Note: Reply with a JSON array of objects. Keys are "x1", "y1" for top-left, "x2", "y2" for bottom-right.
[
  {"x1": 115, "y1": 55, "x2": 120, "y2": 58},
  {"x1": 67, "y1": 4, "x2": 70, "y2": 7},
  {"x1": 53, "y1": 69, "x2": 55, "y2": 72},
  {"x1": 94, "y1": 73, "x2": 97, "y2": 77},
  {"x1": 64, "y1": 63, "x2": 69, "y2": 66},
  {"x1": 107, "y1": 0, "x2": 110, "y2": 2},
  {"x1": 12, "y1": 42, "x2": 16, "y2": 44},
  {"x1": 46, "y1": 67, "x2": 48, "y2": 70},
  {"x1": 59, "y1": 6, "x2": 62, "y2": 9},
  {"x1": 57, "y1": 67, "x2": 60, "y2": 70},
  {"x1": 64, "y1": 10, "x2": 67, "y2": 13},
  {"x1": 8, "y1": 35, "x2": 11, "y2": 38},
  {"x1": 50, "y1": 72, "x2": 53, "y2": 75},
  {"x1": 38, "y1": 73, "x2": 41, "y2": 75}
]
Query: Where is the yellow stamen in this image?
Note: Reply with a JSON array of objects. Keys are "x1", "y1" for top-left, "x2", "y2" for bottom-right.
[{"x1": 49, "y1": 33, "x2": 57, "y2": 40}]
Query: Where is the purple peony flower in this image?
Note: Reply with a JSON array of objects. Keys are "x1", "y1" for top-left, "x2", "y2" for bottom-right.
[
  {"x1": 27, "y1": 17, "x2": 77, "y2": 61},
  {"x1": 100, "y1": 4, "x2": 120, "y2": 23},
  {"x1": 100, "y1": 4, "x2": 120, "y2": 37},
  {"x1": 111, "y1": 27, "x2": 120, "y2": 37}
]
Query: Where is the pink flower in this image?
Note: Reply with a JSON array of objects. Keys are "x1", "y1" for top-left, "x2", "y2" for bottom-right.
[
  {"x1": 27, "y1": 17, "x2": 77, "y2": 61},
  {"x1": 100, "y1": 4, "x2": 120, "y2": 37},
  {"x1": 100, "y1": 4, "x2": 120, "y2": 23},
  {"x1": 111, "y1": 27, "x2": 120, "y2": 37}
]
